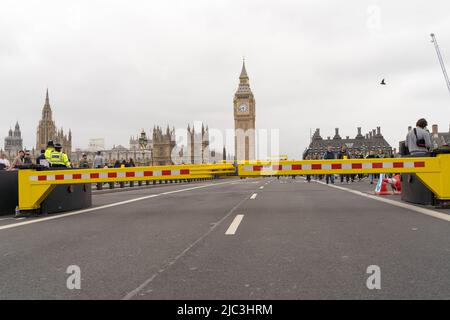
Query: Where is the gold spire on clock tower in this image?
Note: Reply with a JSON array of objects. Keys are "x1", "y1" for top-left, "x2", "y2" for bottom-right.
[{"x1": 234, "y1": 59, "x2": 256, "y2": 160}]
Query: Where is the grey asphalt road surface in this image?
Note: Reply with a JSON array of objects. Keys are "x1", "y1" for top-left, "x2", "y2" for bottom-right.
[{"x1": 0, "y1": 177, "x2": 449, "y2": 299}]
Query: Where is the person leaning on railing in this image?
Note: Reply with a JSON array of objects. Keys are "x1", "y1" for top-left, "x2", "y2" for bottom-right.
[{"x1": 8, "y1": 150, "x2": 25, "y2": 170}]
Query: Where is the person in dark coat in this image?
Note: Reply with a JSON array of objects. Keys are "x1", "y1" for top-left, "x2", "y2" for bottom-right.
[
  {"x1": 365, "y1": 151, "x2": 378, "y2": 184},
  {"x1": 337, "y1": 145, "x2": 350, "y2": 183},
  {"x1": 36, "y1": 149, "x2": 46, "y2": 165},
  {"x1": 79, "y1": 154, "x2": 89, "y2": 168},
  {"x1": 323, "y1": 145, "x2": 335, "y2": 184}
]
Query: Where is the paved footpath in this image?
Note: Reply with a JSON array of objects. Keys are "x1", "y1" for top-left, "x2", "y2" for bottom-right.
[{"x1": 0, "y1": 177, "x2": 449, "y2": 299}]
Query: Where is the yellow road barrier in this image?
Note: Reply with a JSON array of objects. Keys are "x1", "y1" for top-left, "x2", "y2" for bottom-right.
[
  {"x1": 238, "y1": 154, "x2": 450, "y2": 200},
  {"x1": 18, "y1": 163, "x2": 235, "y2": 211},
  {"x1": 17, "y1": 155, "x2": 450, "y2": 211}
]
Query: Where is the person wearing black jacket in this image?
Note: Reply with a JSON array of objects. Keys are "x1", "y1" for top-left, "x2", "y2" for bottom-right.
[
  {"x1": 35, "y1": 149, "x2": 46, "y2": 166},
  {"x1": 354, "y1": 149, "x2": 364, "y2": 181},
  {"x1": 365, "y1": 151, "x2": 378, "y2": 184},
  {"x1": 323, "y1": 145, "x2": 335, "y2": 184},
  {"x1": 337, "y1": 145, "x2": 350, "y2": 183}
]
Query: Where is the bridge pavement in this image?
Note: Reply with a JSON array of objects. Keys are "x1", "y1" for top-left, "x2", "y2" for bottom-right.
[{"x1": 0, "y1": 177, "x2": 449, "y2": 299}]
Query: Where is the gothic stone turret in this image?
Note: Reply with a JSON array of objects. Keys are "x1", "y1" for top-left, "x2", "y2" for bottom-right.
[{"x1": 152, "y1": 126, "x2": 176, "y2": 165}]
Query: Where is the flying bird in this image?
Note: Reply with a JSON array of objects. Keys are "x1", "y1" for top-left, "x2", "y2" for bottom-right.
[{"x1": 380, "y1": 78, "x2": 386, "y2": 85}]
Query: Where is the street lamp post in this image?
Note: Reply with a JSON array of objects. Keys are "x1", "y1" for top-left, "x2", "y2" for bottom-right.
[{"x1": 138, "y1": 129, "x2": 148, "y2": 167}]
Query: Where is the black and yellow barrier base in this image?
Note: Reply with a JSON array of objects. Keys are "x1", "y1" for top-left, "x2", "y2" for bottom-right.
[{"x1": 0, "y1": 168, "x2": 92, "y2": 217}]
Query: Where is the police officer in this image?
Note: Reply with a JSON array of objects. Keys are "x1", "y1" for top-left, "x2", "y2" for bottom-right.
[
  {"x1": 44, "y1": 140, "x2": 55, "y2": 162},
  {"x1": 49, "y1": 143, "x2": 71, "y2": 168}
]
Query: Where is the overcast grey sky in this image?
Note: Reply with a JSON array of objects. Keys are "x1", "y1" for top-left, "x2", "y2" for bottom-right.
[{"x1": 1, "y1": 0, "x2": 449, "y2": 157}]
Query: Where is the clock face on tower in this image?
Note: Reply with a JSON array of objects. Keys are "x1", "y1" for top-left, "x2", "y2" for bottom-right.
[{"x1": 238, "y1": 104, "x2": 248, "y2": 113}]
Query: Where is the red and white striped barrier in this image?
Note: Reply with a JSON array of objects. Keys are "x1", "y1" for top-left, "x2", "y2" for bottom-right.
[
  {"x1": 29, "y1": 169, "x2": 191, "y2": 182},
  {"x1": 240, "y1": 160, "x2": 426, "y2": 174}
]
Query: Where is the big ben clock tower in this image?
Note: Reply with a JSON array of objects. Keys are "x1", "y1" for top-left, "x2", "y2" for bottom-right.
[{"x1": 234, "y1": 60, "x2": 256, "y2": 160}]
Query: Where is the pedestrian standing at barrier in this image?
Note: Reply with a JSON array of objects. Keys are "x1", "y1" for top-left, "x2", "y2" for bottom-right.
[
  {"x1": 104, "y1": 163, "x2": 114, "y2": 189},
  {"x1": 93, "y1": 151, "x2": 105, "y2": 169},
  {"x1": 337, "y1": 145, "x2": 350, "y2": 184},
  {"x1": 312, "y1": 154, "x2": 321, "y2": 180},
  {"x1": 9, "y1": 150, "x2": 26, "y2": 170},
  {"x1": 23, "y1": 150, "x2": 33, "y2": 164},
  {"x1": 405, "y1": 118, "x2": 432, "y2": 156},
  {"x1": 323, "y1": 145, "x2": 335, "y2": 184},
  {"x1": 35, "y1": 149, "x2": 49, "y2": 167},
  {"x1": 127, "y1": 158, "x2": 136, "y2": 187},
  {"x1": 0, "y1": 153, "x2": 10, "y2": 170},
  {"x1": 365, "y1": 150, "x2": 378, "y2": 184},
  {"x1": 349, "y1": 150, "x2": 356, "y2": 183},
  {"x1": 79, "y1": 153, "x2": 89, "y2": 168},
  {"x1": 355, "y1": 149, "x2": 364, "y2": 181},
  {"x1": 49, "y1": 143, "x2": 71, "y2": 168},
  {"x1": 305, "y1": 155, "x2": 312, "y2": 183},
  {"x1": 122, "y1": 159, "x2": 129, "y2": 186},
  {"x1": 114, "y1": 160, "x2": 124, "y2": 188},
  {"x1": 93, "y1": 152, "x2": 105, "y2": 190}
]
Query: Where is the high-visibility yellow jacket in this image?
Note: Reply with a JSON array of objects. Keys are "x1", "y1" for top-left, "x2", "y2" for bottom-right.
[
  {"x1": 44, "y1": 147, "x2": 55, "y2": 160},
  {"x1": 62, "y1": 153, "x2": 71, "y2": 168},
  {"x1": 49, "y1": 151, "x2": 71, "y2": 168}
]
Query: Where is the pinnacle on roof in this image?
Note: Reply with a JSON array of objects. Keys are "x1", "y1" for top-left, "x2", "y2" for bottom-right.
[
  {"x1": 239, "y1": 59, "x2": 248, "y2": 79},
  {"x1": 45, "y1": 88, "x2": 50, "y2": 105}
]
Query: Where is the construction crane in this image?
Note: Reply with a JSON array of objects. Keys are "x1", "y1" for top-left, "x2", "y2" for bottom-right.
[{"x1": 430, "y1": 33, "x2": 450, "y2": 94}]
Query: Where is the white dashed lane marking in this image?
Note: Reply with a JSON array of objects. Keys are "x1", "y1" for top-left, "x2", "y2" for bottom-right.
[{"x1": 225, "y1": 214, "x2": 245, "y2": 235}]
